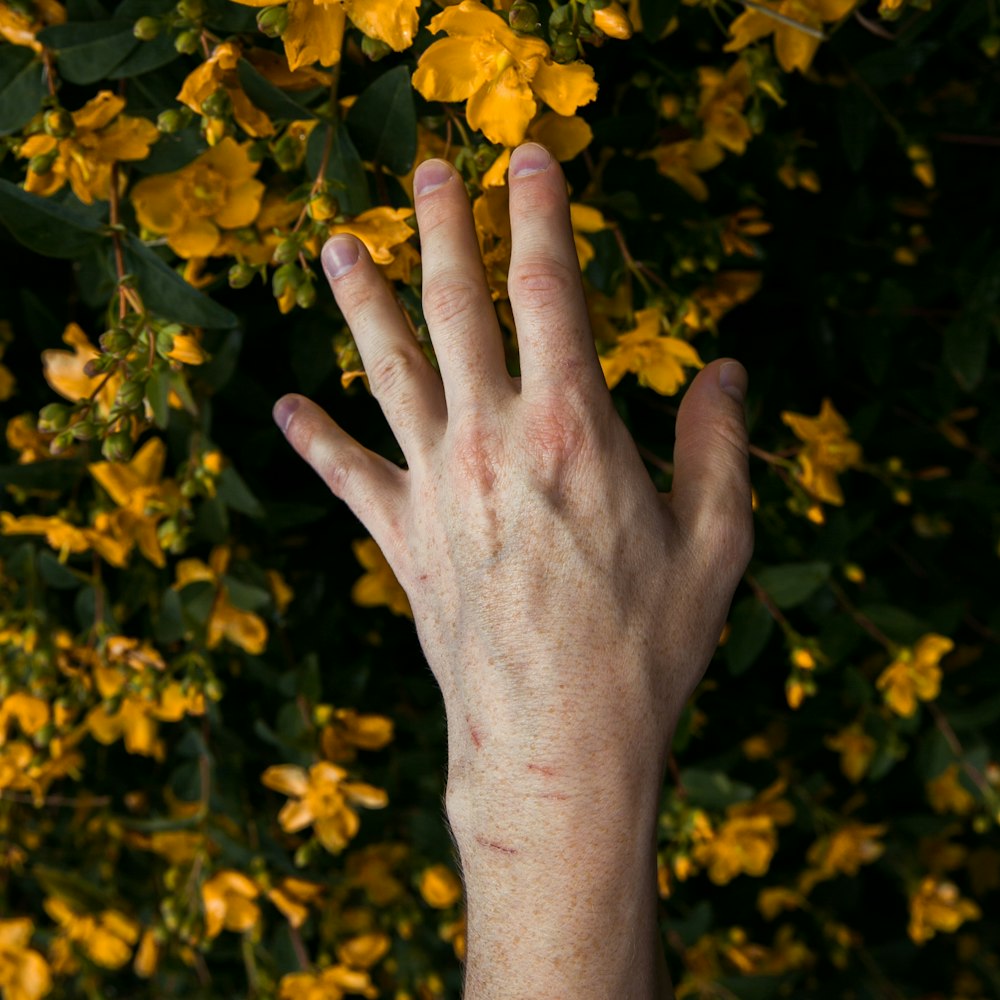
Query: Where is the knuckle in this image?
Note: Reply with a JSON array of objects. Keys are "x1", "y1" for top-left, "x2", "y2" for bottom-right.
[
  {"x1": 523, "y1": 397, "x2": 585, "y2": 468},
  {"x1": 508, "y1": 255, "x2": 578, "y2": 305},
  {"x1": 449, "y1": 414, "x2": 501, "y2": 494},
  {"x1": 421, "y1": 275, "x2": 481, "y2": 330},
  {"x1": 367, "y1": 345, "x2": 425, "y2": 401}
]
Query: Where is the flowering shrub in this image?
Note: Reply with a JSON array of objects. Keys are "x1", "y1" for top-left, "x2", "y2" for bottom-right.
[{"x1": 1, "y1": 0, "x2": 998, "y2": 996}]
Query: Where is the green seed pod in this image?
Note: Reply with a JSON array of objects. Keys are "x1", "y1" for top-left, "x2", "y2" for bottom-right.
[
  {"x1": 28, "y1": 150, "x2": 58, "y2": 175},
  {"x1": 295, "y1": 281, "x2": 317, "y2": 309},
  {"x1": 508, "y1": 1, "x2": 540, "y2": 33},
  {"x1": 549, "y1": 4, "x2": 572, "y2": 32},
  {"x1": 43, "y1": 108, "x2": 74, "y2": 138},
  {"x1": 133, "y1": 16, "x2": 161, "y2": 40},
  {"x1": 201, "y1": 88, "x2": 231, "y2": 119},
  {"x1": 117, "y1": 380, "x2": 147, "y2": 410},
  {"x1": 228, "y1": 262, "x2": 257, "y2": 289},
  {"x1": 71, "y1": 417, "x2": 99, "y2": 441},
  {"x1": 38, "y1": 403, "x2": 70, "y2": 432},
  {"x1": 102, "y1": 431, "x2": 134, "y2": 463},
  {"x1": 256, "y1": 5, "x2": 289, "y2": 37},
  {"x1": 361, "y1": 34, "x2": 392, "y2": 60},
  {"x1": 157, "y1": 108, "x2": 186, "y2": 134},
  {"x1": 272, "y1": 134, "x2": 300, "y2": 171},
  {"x1": 50, "y1": 431, "x2": 75, "y2": 456},
  {"x1": 174, "y1": 29, "x2": 201, "y2": 54}
]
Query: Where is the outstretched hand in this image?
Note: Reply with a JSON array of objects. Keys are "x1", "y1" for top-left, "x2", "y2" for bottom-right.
[{"x1": 274, "y1": 141, "x2": 753, "y2": 1000}]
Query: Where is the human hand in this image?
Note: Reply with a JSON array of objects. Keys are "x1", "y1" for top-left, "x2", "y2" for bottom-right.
[{"x1": 273, "y1": 142, "x2": 752, "y2": 998}]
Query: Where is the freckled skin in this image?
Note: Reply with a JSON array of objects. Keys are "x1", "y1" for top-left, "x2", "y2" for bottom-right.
[{"x1": 276, "y1": 145, "x2": 753, "y2": 1000}]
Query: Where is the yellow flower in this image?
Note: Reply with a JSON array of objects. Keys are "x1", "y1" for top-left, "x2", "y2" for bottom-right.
[
  {"x1": 0, "y1": 740, "x2": 83, "y2": 806},
  {"x1": 262, "y1": 761, "x2": 388, "y2": 854},
  {"x1": 0, "y1": 0, "x2": 64, "y2": 50},
  {"x1": 599, "y1": 308, "x2": 704, "y2": 396},
  {"x1": 267, "y1": 878, "x2": 324, "y2": 928},
  {"x1": 692, "y1": 783, "x2": 795, "y2": 885},
  {"x1": 351, "y1": 538, "x2": 412, "y2": 618},
  {"x1": 645, "y1": 138, "x2": 724, "y2": 201},
  {"x1": 757, "y1": 886, "x2": 804, "y2": 920},
  {"x1": 419, "y1": 865, "x2": 463, "y2": 909},
  {"x1": 724, "y1": 0, "x2": 856, "y2": 74},
  {"x1": 781, "y1": 398, "x2": 863, "y2": 505},
  {"x1": 89, "y1": 438, "x2": 181, "y2": 569},
  {"x1": 19, "y1": 92, "x2": 158, "y2": 204},
  {"x1": 43, "y1": 900, "x2": 139, "y2": 969},
  {"x1": 824, "y1": 722, "x2": 875, "y2": 783},
  {"x1": 927, "y1": 763, "x2": 977, "y2": 816},
  {"x1": 319, "y1": 707, "x2": 394, "y2": 762},
  {"x1": 172, "y1": 546, "x2": 269, "y2": 654},
  {"x1": 201, "y1": 870, "x2": 261, "y2": 939},
  {"x1": 131, "y1": 138, "x2": 265, "y2": 259},
  {"x1": 721, "y1": 206, "x2": 772, "y2": 257},
  {"x1": 345, "y1": 844, "x2": 408, "y2": 906},
  {"x1": 593, "y1": 1, "x2": 633, "y2": 39},
  {"x1": 335, "y1": 931, "x2": 390, "y2": 969},
  {"x1": 799, "y1": 822, "x2": 886, "y2": 893},
  {"x1": 908, "y1": 877, "x2": 981, "y2": 944},
  {"x1": 0, "y1": 918, "x2": 52, "y2": 1000},
  {"x1": 0, "y1": 693, "x2": 50, "y2": 744},
  {"x1": 177, "y1": 41, "x2": 274, "y2": 137},
  {"x1": 41, "y1": 323, "x2": 123, "y2": 417},
  {"x1": 0, "y1": 513, "x2": 129, "y2": 568},
  {"x1": 412, "y1": 0, "x2": 598, "y2": 147},
  {"x1": 132, "y1": 928, "x2": 158, "y2": 979},
  {"x1": 876, "y1": 633, "x2": 953, "y2": 718},
  {"x1": 329, "y1": 207, "x2": 415, "y2": 266},
  {"x1": 278, "y1": 965, "x2": 376, "y2": 1000},
  {"x1": 684, "y1": 271, "x2": 763, "y2": 330},
  {"x1": 233, "y1": 0, "x2": 420, "y2": 71},
  {"x1": 698, "y1": 60, "x2": 754, "y2": 156}
]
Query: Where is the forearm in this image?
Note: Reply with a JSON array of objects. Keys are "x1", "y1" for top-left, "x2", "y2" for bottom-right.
[{"x1": 447, "y1": 768, "x2": 671, "y2": 999}]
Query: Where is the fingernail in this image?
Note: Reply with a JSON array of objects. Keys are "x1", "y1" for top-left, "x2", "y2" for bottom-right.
[
  {"x1": 510, "y1": 142, "x2": 551, "y2": 178},
  {"x1": 414, "y1": 159, "x2": 452, "y2": 196},
  {"x1": 322, "y1": 236, "x2": 360, "y2": 279},
  {"x1": 719, "y1": 361, "x2": 747, "y2": 404},
  {"x1": 273, "y1": 395, "x2": 299, "y2": 433}
]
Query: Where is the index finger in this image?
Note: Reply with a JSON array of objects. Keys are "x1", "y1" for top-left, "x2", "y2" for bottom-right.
[{"x1": 506, "y1": 143, "x2": 608, "y2": 401}]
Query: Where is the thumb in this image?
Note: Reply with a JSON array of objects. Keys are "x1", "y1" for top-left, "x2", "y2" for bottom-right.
[{"x1": 669, "y1": 359, "x2": 753, "y2": 569}]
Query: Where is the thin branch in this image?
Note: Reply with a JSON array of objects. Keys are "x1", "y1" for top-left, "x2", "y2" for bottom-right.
[
  {"x1": 738, "y1": 0, "x2": 827, "y2": 40},
  {"x1": 0, "y1": 790, "x2": 112, "y2": 807},
  {"x1": 853, "y1": 8, "x2": 896, "y2": 40}
]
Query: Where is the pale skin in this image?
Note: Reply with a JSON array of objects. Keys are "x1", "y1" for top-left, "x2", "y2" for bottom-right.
[{"x1": 273, "y1": 142, "x2": 753, "y2": 999}]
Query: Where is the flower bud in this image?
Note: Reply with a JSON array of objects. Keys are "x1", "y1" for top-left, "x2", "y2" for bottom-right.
[
  {"x1": 102, "y1": 431, "x2": 134, "y2": 463},
  {"x1": 228, "y1": 262, "x2": 256, "y2": 289},
  {"x1": 99, "y1": 329, "x2": 134, "y2": 356},
  {"x1": 982, "y1": 34, "x2": 1000, "y2": 59},
  {"x1": 361, "y1": 34, "x2": 392, "y2": 60},
  {"x1": 549, "y1": 4, "x2": 572, "y2": 32},
  {"x1": 71, "y1": 417, "x2": 99, "y2": 441},
  {"x1": 83, "y1": 355, "x2": 114, "y2": 377},
  {"x1": 272, "y1": 263, "x2": 301, "y2": 297},
  {"x1": 174, "y1": 29, "x2": 201, "y2": 54},
  {"x1": 50, "y1": 431, "x2": 75, "y2": 456},
  {"x1": 157, "y1": 108, "x2": 187, "y2": 134},
  {"x1": 273, "y1": 237, "x2": 301, "y2": 265},
  {"x1": 28, "y1": 150, "x2": 58, "y2": 175},
  {"x1": 593, "y1": 0, "x2": 632, "y2": 38},
  {"x1": 176, "y1": 0, "x2": 204, "y2": 20},
  {"x1": 43, "y1": 108, "x2": 74, "y2": 138},
  {"x1": 551, "y1": 31, "x2": 579, "y2": 63},
  {"x1": 133, "y1": 16, "x2": 161, "y2": 40},
  {"x1": 201, "y1": 88, "x2": 231, "y2": 119},
  {"x1": 256, "y1": 5, "x2": 289, "y2": 37},
  {"x1": 272, "y1": 134, "x2": 300, "y2": 171},
  {"x1": 116, "y1": 380, "x2": 147, "y2": 410},
  {"x1": 295, "y1": 281, "x2": 317, "y2": 309},
  {"x1": 38, "y1": 403, "x2": 70, "y2": 432},
  {"x1": 508, "y1": 1, "x2": 540, "y2": 33},
  {"x1": 307, "y1": 192, "x2": 338, "y2": 221}
]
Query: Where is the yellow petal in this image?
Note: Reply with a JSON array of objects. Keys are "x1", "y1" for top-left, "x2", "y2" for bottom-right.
[
  {"x1": 170, "y1": 218, "x2": 221, "y2": 259},
  {"x1": 132, "y1": 173, "x2": 184, "y2": 234},
  {"x1": 529, "y1": 59, "x2": 598, "y2": 117},
  {"x1": 528, "y1": 112, "x2": 593, "y2": 161},
  {"x1": 284, "y1": 0, "x2": 346, "y2": 70},
  {"x1": 214, "y1": 178, "x2": 265, "y2": 229},
  {"x1": 412, "y1": 36, "x2": 490, "y2": 103},
  {"x1": 72, "y1": 91, "x2": 125, "y2": 131},
  {"x1": 775, "y1": 23, "x2": 822, "y2": 73},
  {"x1": 262, "y1": 763, "x2": 310, "y2": 797},
  {"x1": 342, "y1": 0, "x2": 419, "y2": 50},
  {"x1": 466, "y1": 66, "x2": 537, "y2": 148}
]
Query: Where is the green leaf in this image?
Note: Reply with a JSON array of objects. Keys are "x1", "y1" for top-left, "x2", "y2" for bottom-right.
[
  {"x1": 237, "y1": 59, "x2": 317, "y2": 122},
  {"x1": 132, "y1": 126, "x2": 207, "y2": 174},
  {"x1": 108, "y1": 33, "x2": 179, "y2": 78},
  {"x1": 947, "y1": 693, "x2": 1000, "y2": 732},
  {"x1": 859, "y1": 604, "x2": 926, "y2": 644},
  {"x1": 754, "y1": 561, "x2": 830, "y2": 609},
  {"x1": 943, "y1": 252, "x2": 1000, "y2": 390},
  {"x1": 37, "y1": 20, "x2": 140, "y2": 85},
  {"x1": 0, "y1": 459, "x2": 84, "y2": 491},
  {"x1": 915, "y1": 728, "x2": 953, "y2": 781},
  {"x1": 346, "y1": 66, "x2": 417, "y2": 175},
  {"x1": 0, "y1": 47, "x2": 46, "y2": 135},
  {"x1": 724, "y1": 597, "x2": 774, "y2": 676},
  {"x1": 307, "y1": 124, "x2": 370, "y2": 215},
  {"x1": 640, "y1": 0, "x2": 681, "y2": 39},
  {"x1": 154, "y1": 588, "x2": 186, "y2": 644},
  {"x1": 838, "y1": 86, "x2": 880, "y2": 173},
  {"x1": 217, "y1": 466, "x2": 264, "y2": 518},
  {"x1": 121, "y1": 235, "x2": 238, "y2": 328},
  {"x1": 38, "y1": 551, "x2": 87, "y2": 589},
  {"x1": 679, "y1": 769, "x2": 755, "y2": 810},
  {"x1": 223, "y1": 576, "x2": 270, "y2": 612},
  {"x1": 0, "y1": 179, "x2": 103, "y2": 258},
  {"x1": 147, "y1": 367, "x2": 171, "y2": 429}
]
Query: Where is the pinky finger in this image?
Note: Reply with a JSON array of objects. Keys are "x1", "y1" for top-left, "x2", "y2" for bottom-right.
[{"x1": 273, "y1": 393, "x2": 407, "y2": 548}]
